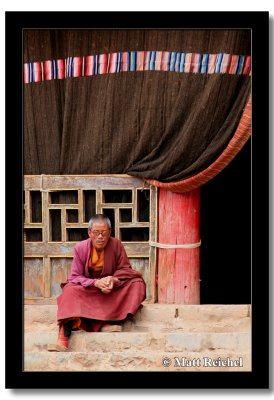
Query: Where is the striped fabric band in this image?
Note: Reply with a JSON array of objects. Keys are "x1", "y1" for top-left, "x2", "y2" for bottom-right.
[
  {"x1": 24, "y1": 51, "x2": 251, "y2": 84},
  {"x1": 145, "y1": 95, "x2": 252, "y2": 193}
]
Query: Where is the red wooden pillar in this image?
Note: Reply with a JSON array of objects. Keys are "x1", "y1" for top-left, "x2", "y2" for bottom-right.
[{"x1": 157, "y1": 188, "x2": 200, "y2": 304}]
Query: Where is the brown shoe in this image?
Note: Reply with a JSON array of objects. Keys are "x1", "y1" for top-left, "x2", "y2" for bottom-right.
[
  {"x1": 47, "y1": 343, "x2": 68, "y2": 352},
  {"x1": 47, "y1": 324, "x2": 69, "y2": 352},
  {"x1": 100, "y1": 324, "x2": 122, "y2": 332}
]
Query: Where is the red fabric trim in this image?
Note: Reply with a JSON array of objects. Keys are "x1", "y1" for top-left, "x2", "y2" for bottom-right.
[{"x1": 145, "y1": 95, "x2": 251, "y2": 193}]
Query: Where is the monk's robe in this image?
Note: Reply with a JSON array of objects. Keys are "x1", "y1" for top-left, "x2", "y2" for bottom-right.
[{"x1": 57, "y1": 237, "x2": 146, "y2": 332}]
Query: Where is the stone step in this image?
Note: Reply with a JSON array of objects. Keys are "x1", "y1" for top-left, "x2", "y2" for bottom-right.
[
  {"x1": 24, "y1": 304, "x2": 251, "y2": 333},
  {"x1": 25, "y1": 331, "x2": 251, "y2": 353},
  {"x1": 24, "y1": 350, "x2": 251, "y2": 372},
  {"x1": 122, "y1": 317, "x2": 250, "y2": 333}
]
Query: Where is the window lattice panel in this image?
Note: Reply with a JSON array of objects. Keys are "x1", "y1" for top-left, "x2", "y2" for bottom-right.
[{"x1": 24, "y1": 175, "x2": 157, "y2": 304}]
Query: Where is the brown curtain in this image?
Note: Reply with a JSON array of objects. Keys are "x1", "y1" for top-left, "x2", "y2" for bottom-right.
[{"x1": 24, "y1": 29, "x2": 251, "y2": 182}]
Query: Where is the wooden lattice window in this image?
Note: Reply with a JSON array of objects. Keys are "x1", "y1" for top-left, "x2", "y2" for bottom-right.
[{"x1": 24, "y1": 175, "x2": 157, "y2": 304}]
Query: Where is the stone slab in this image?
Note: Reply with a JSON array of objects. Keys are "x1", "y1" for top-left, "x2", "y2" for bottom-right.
[
  {"x1": 24, "y1": 351, "x2": 251, "y2": 372},
  {"x1": 25, "y1": 331, "x2": 251, "y2": 353},
  {"x1": 24, "y1": 304, "x2": 251, "y2": 333}
]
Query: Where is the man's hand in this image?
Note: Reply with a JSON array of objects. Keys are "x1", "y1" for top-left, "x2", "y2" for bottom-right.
[{"x1": 94, "y1": 276, "x2": 120, "y2": 294}]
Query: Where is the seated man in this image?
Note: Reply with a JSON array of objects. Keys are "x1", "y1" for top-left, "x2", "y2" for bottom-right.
[{"x1": 48, "y1": 213, "x2": 146, "y2": 352}]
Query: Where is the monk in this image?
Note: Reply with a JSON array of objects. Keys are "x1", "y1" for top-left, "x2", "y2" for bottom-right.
[{"x1": 48, "y1": 213, "x2": 146, "y2": 352}]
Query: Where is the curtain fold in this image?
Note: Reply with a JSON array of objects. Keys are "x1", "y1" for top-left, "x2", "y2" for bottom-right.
[{"x1": 146, "y1": 96, "x2": 251, "y2": 192}]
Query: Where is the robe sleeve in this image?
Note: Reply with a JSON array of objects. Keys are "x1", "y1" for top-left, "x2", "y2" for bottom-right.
[
  {"x1": 68, "y1": 245, "x2": 96, "y2": 287},
  {"x1": 112, "y1": 241, "x2": 144, "y2": 283}
]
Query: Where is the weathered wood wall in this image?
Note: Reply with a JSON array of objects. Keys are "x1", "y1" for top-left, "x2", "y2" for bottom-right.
[{"x1": 24, "y1": 175, "x2": 157, "y2": 304}]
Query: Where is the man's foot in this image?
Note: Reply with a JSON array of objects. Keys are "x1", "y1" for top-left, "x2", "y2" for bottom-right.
[
  {"x1": 47, "y1": 324, "x2": 69, "y2": 351},
  {"x1": 100, "y1": 324, "x2": 122, "y2": 332},
  {"x1": 47, "y1": 343, "x2": 68, "y2": 352}
]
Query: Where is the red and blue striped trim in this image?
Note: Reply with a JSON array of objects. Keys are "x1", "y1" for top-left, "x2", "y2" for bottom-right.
[{"x1": 24, "y1": 50, "x2": 251, "y2": 84}]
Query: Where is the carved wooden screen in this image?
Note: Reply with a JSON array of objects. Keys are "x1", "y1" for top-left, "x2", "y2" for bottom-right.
[{"x1": 24, "y1": 175, "x2": 157, "y2": 304}]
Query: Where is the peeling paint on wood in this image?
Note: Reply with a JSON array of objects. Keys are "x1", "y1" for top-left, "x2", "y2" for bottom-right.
[{"x1": 158, "y1": 188, "x2": 200, "y2": 304}]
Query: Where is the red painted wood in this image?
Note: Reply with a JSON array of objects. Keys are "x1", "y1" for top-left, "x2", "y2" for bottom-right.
[{"x1": 157, "y1": 188, "x2": 200, "y2": 304}]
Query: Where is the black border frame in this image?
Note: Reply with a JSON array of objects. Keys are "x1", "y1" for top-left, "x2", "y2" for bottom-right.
[{"x1": 5, "y1": 11, "x2": 269, "y2": 389}]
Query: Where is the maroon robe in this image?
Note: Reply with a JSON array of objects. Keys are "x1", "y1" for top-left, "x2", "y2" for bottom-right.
[{"x1": 57, "y1": 237, "x2": 146, "y2": 331}]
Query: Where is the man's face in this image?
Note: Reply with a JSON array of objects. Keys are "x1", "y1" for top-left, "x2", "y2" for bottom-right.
[{"x1": 88, "y1": 222, "x2": 111, "y2": 250}]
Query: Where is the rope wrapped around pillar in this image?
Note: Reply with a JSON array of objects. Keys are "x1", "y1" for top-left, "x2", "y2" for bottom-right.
[{"x1": 157, "y1": 188, "x2": 200, "y2": 304}]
